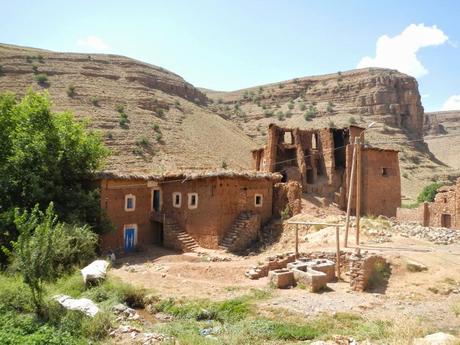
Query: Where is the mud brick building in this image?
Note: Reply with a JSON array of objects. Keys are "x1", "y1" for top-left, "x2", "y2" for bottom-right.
[
  {"x1": 397, "y1": 178, "x2": 460, "y2": 229},
  {"x1": 251, "y1": 124, "x2": 401, "y2": 217},
  {"x1": 97, "y1": 171, "x2": 281, "y2": 253}
]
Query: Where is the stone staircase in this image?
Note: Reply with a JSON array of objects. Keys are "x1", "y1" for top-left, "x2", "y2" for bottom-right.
[
  {"x1": 220, "y1": 211, "x2": 260, "y2": 252},
  {"x1": 164, "y1": 218, "x2": 199, "y2": 253}
]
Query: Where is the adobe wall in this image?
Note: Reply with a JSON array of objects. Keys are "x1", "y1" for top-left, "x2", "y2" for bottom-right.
[
  {"x1": 272, "y1": 181, "x2": 302, "y2": 218},
  {"x1": 396, "y1": 204, "x2": 428, "y2": 225},
  {"x1": 360, "y1": 149, "x2": 401, "y2": 217},
  {"x1": 99, "y1": 179, "x2": 154, "y2": 253},
  {"x1": 426, "y1": 183, "x2": 459, "y2": 228},
  {"x1": 160, "y1": 177, "x2": 274, "y2": 248}
]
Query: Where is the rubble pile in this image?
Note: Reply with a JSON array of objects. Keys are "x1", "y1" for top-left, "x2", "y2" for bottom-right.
[{"x1": 394, "y1": 223, "x2": 460, "y2": 244}]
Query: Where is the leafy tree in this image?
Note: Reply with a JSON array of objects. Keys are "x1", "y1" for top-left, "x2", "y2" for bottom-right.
[
  {"x1": 417, "y1": 182, "x2": 443, "y2": 203},
  {"x1": 0, "y1": 91, "x2": 108, "y2": 264},
  {"x1": 12, "y1": 203, "x2": 97, "y2": 316}
]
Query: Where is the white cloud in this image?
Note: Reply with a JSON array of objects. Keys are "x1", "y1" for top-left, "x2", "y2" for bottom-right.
[
  {"x1": 441, "y1": 95, "x2": 460, "y2": 111},
  {"x1": 76, "y1": 36, "x2": 110, "y2": 52},
  {"x1": 357, "y1": 24, "x2": 448, "y2": 78}
]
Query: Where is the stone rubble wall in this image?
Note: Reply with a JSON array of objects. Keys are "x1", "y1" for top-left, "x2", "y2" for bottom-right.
[
  {"x1": 273, "y1": 181, "x2": 302, "y2": 218},
  {"x1": 246, "y1": 250, "x2": 388, "y2": 293},
  {"x1": 226, "y1": 212, "x2": 261, "y2": 252}
]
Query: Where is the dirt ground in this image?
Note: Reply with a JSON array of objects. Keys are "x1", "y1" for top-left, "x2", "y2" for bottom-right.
[{"x1": 111, "y1": 221, "x2": 460, "y2": 335}]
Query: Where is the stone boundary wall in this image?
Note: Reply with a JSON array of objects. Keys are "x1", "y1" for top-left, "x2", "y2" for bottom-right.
[
  {"x1": 349, "y1": 252, "x2": 387, "y2": 292},
  {"x1": 396, "y1": 203, "x2": 428, "y2": 226}
]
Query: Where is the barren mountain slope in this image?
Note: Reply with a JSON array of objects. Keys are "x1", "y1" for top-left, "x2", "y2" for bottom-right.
[
  {"x1": 424, "y1": 110, "x2": 460, "y2": 169},
  {"x1": 0, "y1": 43, "x2": 255, "y2": 174},
  {"x1": 203, "y1": 69, "x2": 459, "y2": 201}
]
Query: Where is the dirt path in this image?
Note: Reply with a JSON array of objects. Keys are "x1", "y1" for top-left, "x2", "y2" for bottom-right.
[{"x1": 111, "y1": 230, "x2": 460, "y2": 333}]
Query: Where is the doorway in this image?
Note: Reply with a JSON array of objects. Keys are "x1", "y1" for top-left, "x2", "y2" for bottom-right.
[
  {"x1": 124, "y1": 227, "x2": 136, "y2": 252},
  {"x1": 441, "y1": 214, "x2": 452, "y2": 228},
  {"x1": 152, "y1": 189, "x2": 161, "y2": 212},
  {"x1": 153, "y1": 221, "x2": 164, "y2": 245}
]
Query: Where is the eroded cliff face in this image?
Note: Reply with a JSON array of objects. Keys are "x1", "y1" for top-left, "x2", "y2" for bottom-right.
[{"x1": 205, "y1": 68, "x2": 424, "y2": 141}]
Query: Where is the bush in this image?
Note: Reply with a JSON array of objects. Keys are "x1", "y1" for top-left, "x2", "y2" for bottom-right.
[
  {"x1": 155, "y1": 132, "x2": 163, "y2": 142},
  {"x1": 119, "y1": 113, "x2": 129, "y2": 127},
  {"x1": 135, "y1": 136, "x2": 150, "y2": 147},
  {"x1": 299, "y1": 103, "x2": 306, "y2": 111},
  {"x1": 328, "y1": 120, "x2": 336, "y2": 128},
  {"x1": 66, "y1": 85, "x2": 76, "y2": 98},
  {"x1": 417, "y1": 182, "x2": 443, "y2": 203},
  {"x1": 115, "y1": 104, "x2": 125, "y2": 114},
  {"x1": 157, "y1": 108, "x2": 165, "y2": 117},
  {"x1": 32, "y1": 63, "x2": 38, "y2": 73},
  {"x1": 348, "y1": 116, "x2": 357, "y2": 125},
  {"x1": 0, "y1": 275, "x2": 34, "y2": 313},
  {"x1": 264, "y1": 110, "x2": 273, "y2": 118},
  {"x1": 276, "y1": 111, "x2": 284, "y2": 121},
  {"x1": 89, "y1": 96, "x2": 99, "y2": 106},
  {"x1": 222, "y1": 160, "x2": 228, "y2": 169},
  {"x1": 288, "y1": 102, "x2": 294, "y2": 110},
  {"x1": 326, "y1": 101, "x2": 334, "y2": 113},
  {"x1": 34, "y1": 73, "x2": 49, "y2": 86}
]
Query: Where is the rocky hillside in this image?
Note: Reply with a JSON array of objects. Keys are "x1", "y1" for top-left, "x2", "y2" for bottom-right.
[
  {"x1": 0, "y1": 43, "x2": 255, "y2": 174},
  {"x1": 1, "y1": 43, "x2": 457, "y2": 201},
  {"x1": 424, "y1": 110, "x2": 460, "y2": 169},
  {"x1": 203, "y1": 69, "x2": 458, "y2": 201}
]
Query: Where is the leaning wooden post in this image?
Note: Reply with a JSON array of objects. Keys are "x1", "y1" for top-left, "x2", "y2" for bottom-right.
[
  {"x1": 356, "y1": 136, "x2": 362, "y2": 246},
  {"x1": 335, "y1": 225, "x2": 341, "y2": 280},
  {"x1": 344, "y1": 137, "x2": 358, "y2": 248},
  {"x1": 295, "y1": 224, "x2": 299, "y2": 259}
]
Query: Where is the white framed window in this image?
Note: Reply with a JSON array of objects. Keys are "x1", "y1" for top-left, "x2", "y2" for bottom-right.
[
  {"x1": 188, "y1": 193, "x2": 198, "y2": 209},
  {"x1": 254, "y1": 194, "x2": 263, "y2": 207},
  {"x1": 173, "y1": 192, "x2": 182, "y2": 208},
  {"x1": 125, "y1": 194, "x2": 136, "y2": 211}
]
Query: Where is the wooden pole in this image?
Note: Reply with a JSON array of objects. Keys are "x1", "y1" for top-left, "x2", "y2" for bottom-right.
[
  {"x1": 356, "y1": 136, "x2": 362, "y2": 246},
  {"x1": 295, "y1": 224, "x2": 299, "y2": 259},
  {"x1": 344, "y1": 137, "x2": 358, "y2": 248},
  {"x1": 335, "y1": 225, "x2": 341, "y2": 280}
]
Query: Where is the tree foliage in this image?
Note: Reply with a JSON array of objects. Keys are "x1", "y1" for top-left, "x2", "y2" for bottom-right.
[
  {"x1": 417, "y1": 182, "x2": 443, "y2": 203},
  {"x1": 0, "y1": 91, "x2": 109, "y2": 266},
  {"x1": 12, "y1": 203, "x2": 97, "y2": 316}
]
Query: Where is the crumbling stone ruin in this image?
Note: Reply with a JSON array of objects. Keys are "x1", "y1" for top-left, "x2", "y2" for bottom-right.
[
  {"x1": 252, "y1": 124, "x2": 401, "y2": 217},
  {"x1": 246, "y1": 251, "x2": 388, "y2": 293},
  {"x1": 397, "y1": 177, "x2": 460, "y2": 229}
]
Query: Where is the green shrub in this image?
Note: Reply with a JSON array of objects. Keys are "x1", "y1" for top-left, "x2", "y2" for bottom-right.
[
  {"x1": 89, "y1": 96, "x2": 99, "y2": 106},
  {"x1": 326, "y1": 101, "x2": 334, "y2": 113},
  {"x1": 133, "y1": 147, "x2": 143, "y2": 155},
  {"x1": 66, "y1": 85, "x2": 76, "y2": 98},
  {"x1": 299, "y1": 103, "x2": 306, "y2": 111},
  {"x1": 348, "y1": 116, "x2": 357, "y2": 125},
  {"x1": 34, "y1": 73, "x2": 49, "y2": 86},
  {"x1": 155, "y1": 132, "x2": 163, "y2": 142},
  {"x1": 135, "y1": 136, "x2": 150, "y2": 147},
  {"x1": 276, "y1": 111, "x2": 284, "y2": 121},
  {"x1": 26, "y1": 55, "x2": 33, "y2": 63},
  {"x1": 288, "y1": 102, "x2": 294, "y2": 110},
  {"x1": 280, "y1": 205, "x2": 291, "y2": 220},
  {"x1": 157, "y1": 108, "x2": 165, "y2": 117},
  {"x1": 0, "y1": 275, "x2": 34, "y2": 313},
  {"x1": 222, "y1": 160, "x2": 228, "y2": 169},
  {"x1": 119, "y1": 113, "x2": 129, "y2": 127},
  {"x1": 417, "y1": 182, "x2": 443, "y2": 203},
  {"x1": 32, "y1": 63, "x2": 38, "y2": 73},
  {"x1": 264, "y1": 110, "x2": 273, "y2": 117},
  {"x1": 328, "y1": 120, "x2": 336, "y2": 128}
]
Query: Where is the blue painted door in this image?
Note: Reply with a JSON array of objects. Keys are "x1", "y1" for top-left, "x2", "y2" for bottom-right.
[{"x1": 124, "y1": 228, "x2": 135, "y2": 252}]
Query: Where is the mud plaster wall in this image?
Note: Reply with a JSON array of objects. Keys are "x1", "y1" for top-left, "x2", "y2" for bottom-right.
[
  {"x1": 360, "y1": 149, "x2": 401, "y2": 217},
  {"x1": 99, "y1": 179, "x2": 153, "y2": 253},
  {"x1": 273, "y1": 181, "x2": 302, "y2": 217},
  {"x1": 160, "y1": 177, "x2": 274, "y2": 248}
]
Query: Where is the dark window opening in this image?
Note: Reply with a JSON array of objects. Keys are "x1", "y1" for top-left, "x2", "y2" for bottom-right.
[
  {"x1": 255, "y1": 195, "x2": 262, "y2": 206},
  {"x1": 281, "y1": 171, "x2": 287, "y2": 182},
  {"x1": 444, "y1": 197, "x2": 447, "y2": 203},
  {"x1": 153, "y1": 190, "x2": 161, "y2": 212},
  {"x1": 381, "y1": 168, "x2": 389, "y2": 176},
  {"x1": 332, "y1": 129, "x2": 346, "y2": 170},
  {"x1": 126, "y1": 198, "x2": 134, "y2": 209},
  {"x1": 190, "y1": 195, "x2": 197, "y2": 206},
  {"x1": 175, "y1": 194, "x2": 180, "y2": 205}
]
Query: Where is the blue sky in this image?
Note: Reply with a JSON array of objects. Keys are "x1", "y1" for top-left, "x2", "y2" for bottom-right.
[{"x1": 1, "y1": 0, "x2": 459, "y2": 111}]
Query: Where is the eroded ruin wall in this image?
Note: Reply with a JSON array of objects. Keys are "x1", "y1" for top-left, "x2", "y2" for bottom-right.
[{"x1": 273, "y1": 181, "x2": 302, "y2": 217}]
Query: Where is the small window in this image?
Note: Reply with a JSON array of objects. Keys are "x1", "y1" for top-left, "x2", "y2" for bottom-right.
[
  {"x1": 125, "y1": 194, "x2": 136, "y2": 211},
  {"x1": 255, "y1": 194, "x2": 263, "y2": 207},
  {"x1": 173, "y1": 192, "x2": 182, "y2": 208},
  {"x1": 444, "y1": 197, "x2": 447, "y2": 204},
  {"x1": 381, "y1": 168, "x2": 389, "y2": 176},
  {"x1": 188, "y1": 193, "x2": 198, "y2": 209}
]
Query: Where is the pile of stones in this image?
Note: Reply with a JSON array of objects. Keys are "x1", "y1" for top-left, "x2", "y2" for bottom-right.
[{"x1": 393, "y1": 223, "x2": 460, "y2": 244}]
